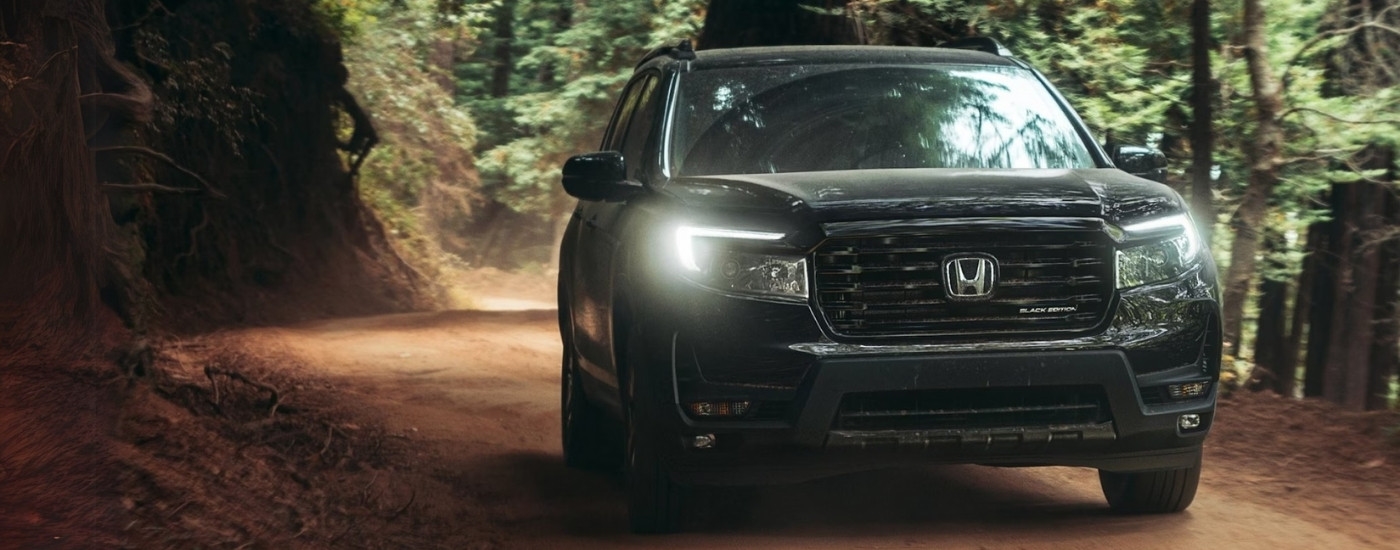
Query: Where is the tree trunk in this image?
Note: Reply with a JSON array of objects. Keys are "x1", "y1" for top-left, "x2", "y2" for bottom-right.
[
  {"x1": 1338, "y1": 182, "x2": 1384, "y2": 410},
  {"x1": 1188, "y1": 0, "x2": 1215, "y2": 242},
  {"x1": 490, "y1": 0, "x2": 515, "y2": 98},
  {"x1": 537, "y1": 3, "x2": 571, "y2": 87},
  {"x1": 1366, "y1": 183, "x2": 1400, "y2": 405},
  {"x1": 1280, "y1": 220, "x2": 1324, "y2": 397},
  {"x1": 0, "y1": 1, "x2": 137, "y2": 543},
  {"x1": 1318, "y1": 179, "x2": 1396, "y2": 410},
  {"x1": 1369, "y1": 182, "x2": 1400, "y2": 409},
  {"x1": 698, "y1": 0, "x2": 865, "y2": 49},
  {"x1": 1250, "y1": 227, "x2": 1289, "y2": 391},
  {"x1": 1303, "y1": 192, "x2": 1340, "y2": 397},
  {"x1": 1323, "y1": 183, "x2": 1361, "y2": 404},
  {"x1": 1307, "y1": 184, "x2": 1351, "y2": 398},
  {"x1": 1222, "y1": 0, "x2": 1287, "y2": 357},
  {"x1": 1, "y1": 0, "x2": 139, "y2": 364}
]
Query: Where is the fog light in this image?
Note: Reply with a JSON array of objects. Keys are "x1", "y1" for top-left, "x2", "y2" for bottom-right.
[
  {"x1": 1178, "y1": 414, "x2": 1202, "y2": 431},
  {"x1": 687, "y1": 401, "x2": 751, "y2": 418},
  {"x1": 692, "y1": 434, "x2": 716, "y2": 449},
  {"x1": 1168, "y1": 381, "x2": 1211, "y2": 400}
]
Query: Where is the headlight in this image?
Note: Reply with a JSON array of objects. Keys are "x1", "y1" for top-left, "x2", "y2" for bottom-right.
[
  {"x1": 1116, "y1": 213, "x2": 1202, "y2": 289},
  {"x1": 675, "y1": 226, "x2": 808, "y2": 301}
]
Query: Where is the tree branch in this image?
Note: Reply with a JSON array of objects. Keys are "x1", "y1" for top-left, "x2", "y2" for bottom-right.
[
  {"x1": 176, "y1": 208, "x2": 211, "y2": 266},
  {"x1": 92, "y1": 145, "x2": 227, "y2": 198},
  {"x1": 1279, "y1": 154, "x2": 1339, "y2": 168},
  {"x1": 1282, "y1": 6, "x2": 1400, "y2": 91},
  {"x1": 80, "y1": 91, "x2": 154, "y2": 124},
  {"x1": 102, "y1": 182, "x2": 201, "y2": 194},
  {"x1": 1341, "y1": 157, "x2": 1394, "y2": 185},
  {"x1": 1279, "y1": 106, "x2": 1400, "y2": 126}
]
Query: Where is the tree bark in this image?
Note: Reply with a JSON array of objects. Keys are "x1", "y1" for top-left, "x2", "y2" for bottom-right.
[
  {"x1": 1338, "y1": 182, "x2": 1384, "y2": 409},
  {"x1": 1250, "y1": 227, "x2": 1289, "y2": 391},
  {"x1": 1302, "y1": 197, "x2": 1340, "y2": 397},
  {"x1": 1307, "y1": 184, "x2": 1352, "y2": 398},
  {"x1": 1188, "y1": 0, "x2": 1215, "y2": 242},
  {"x1": 1, "y1": 0, "x2": 138, "y2": 363},
  {"x1": 1323, "y1": 183, "x2": 1361, "y2": 404},
  {"x1": 698, "y1": 0, "x2": 865, "y2": 49},
  {"x1": 0, "y1": 1, "x2": 135, "y2": 543},
  {"x1": 1369, "y1": 182, "x2": 1400, "y2": 410},
  {"x1": 1318, "y1": 179, "x2": 1397, "y2": 410},
  {"x1": 490, "y1": 0, "x2": 515, "y2": 98},
  {"x1": 1280, "y1": 220, "x2": 1324, "y2": 397},
  {"x1": 1222, "y1": 0, "x2": 1287, "y2": 357}
]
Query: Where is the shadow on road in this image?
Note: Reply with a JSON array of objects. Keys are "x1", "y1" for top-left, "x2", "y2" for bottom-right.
[{"x1": 467, "y1": 450, "x2": 1190, "y2": 543}]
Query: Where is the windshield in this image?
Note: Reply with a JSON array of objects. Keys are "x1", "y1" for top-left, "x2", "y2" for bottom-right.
[{"x1": 670, "y1": 64, "x2": 1097, "y2": 176}]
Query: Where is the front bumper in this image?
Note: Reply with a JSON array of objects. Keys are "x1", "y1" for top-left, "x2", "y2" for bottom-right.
[
  {"x1": 635, "y1": 269, "x2": 1219, "y2": 485},
  {"x1": 664, "y1": 349, "x2": 1213, "y2": 485}
]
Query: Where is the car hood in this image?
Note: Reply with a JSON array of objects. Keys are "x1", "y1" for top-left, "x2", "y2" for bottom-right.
[{"x1": 662, "y1": 168, "x2": 1184, "y2": 225}]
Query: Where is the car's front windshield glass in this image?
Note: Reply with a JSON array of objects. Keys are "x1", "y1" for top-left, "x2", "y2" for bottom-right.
[{"x1": 670, "y1": 64, "x2": 1096, "y2": 176}]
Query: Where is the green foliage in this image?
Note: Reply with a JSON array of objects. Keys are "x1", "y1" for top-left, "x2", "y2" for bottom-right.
[
  {"x1": 854, "y1": 0, "x2": 1193, "y2": 147},
  {"x1": 314, "y1": 0, "x2": 379, "y2": 37},
  {"x1": 322, "y1": 0, "x2": 1399, "y2": 282},
  {"x1": 330, "y1": 0, "x2": 482, "y2": 271},
  {"x1": 1208, "y1": 0, "x2": 1400, "y2": 281},
  {"x1": 459, "y1": 0, "x2": 706, "y2": 218}
]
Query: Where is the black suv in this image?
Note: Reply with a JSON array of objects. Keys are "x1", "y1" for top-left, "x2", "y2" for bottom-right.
[{"x1": 557, "y1": 39, "x2": 1220, "y2": 533}]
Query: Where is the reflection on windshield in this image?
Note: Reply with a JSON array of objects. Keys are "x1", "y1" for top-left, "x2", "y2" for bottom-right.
[{"x1": 672, "y1": 65, "x2": 1095, "y2": 176}]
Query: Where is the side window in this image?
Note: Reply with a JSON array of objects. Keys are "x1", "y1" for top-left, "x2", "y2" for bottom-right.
[
  {"x1": 602, "y1": 78, "x2": 647, "y2": 152},
  {"x1": 618, "y1": 76, "x2": 660, "y2": 180}
]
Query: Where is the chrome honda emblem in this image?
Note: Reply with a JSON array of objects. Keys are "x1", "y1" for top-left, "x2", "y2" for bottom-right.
[{"x1": 943, "y1": 253, "x2": 998, "y2": 299}]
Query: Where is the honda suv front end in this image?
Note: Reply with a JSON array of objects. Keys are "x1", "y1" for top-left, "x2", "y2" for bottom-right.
[{"x1": 557, "y1": 40, "x2": 1221, "y2": 533}]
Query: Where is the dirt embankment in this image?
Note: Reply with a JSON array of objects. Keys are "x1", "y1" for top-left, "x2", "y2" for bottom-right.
[
  {"x1": 0, "y1": 365, "x2": 126, "y2": 549},
  {"x1": 100, "y1": 303, "x2": 1400, "y2": 549}
]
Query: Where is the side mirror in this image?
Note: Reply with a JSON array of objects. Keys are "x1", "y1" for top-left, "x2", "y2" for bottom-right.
[
  {"x1": 562, "y1": 151, "x2": 642, "y2": 202},
  {"x1": 1110, "y1": 145, "x2": 1168, "y2": 183}
]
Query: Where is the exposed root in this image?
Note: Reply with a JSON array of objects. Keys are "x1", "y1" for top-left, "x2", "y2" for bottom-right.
[
  {"x1": 204, "y1": 363, "x2": 281, "y2": 419},
  {"x1": 92, "y1": 145, "x2": 226, "y2": 198},
  {"x1": 121, "y1": 341, "x2": 414, "y2": 548}
]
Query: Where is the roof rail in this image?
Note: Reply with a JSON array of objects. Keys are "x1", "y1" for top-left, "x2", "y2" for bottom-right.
[
  {"x1": 635, "y1": 39, "x2": 697, "y2": 70},
  {"x1": 937, "y1": 37, "x2": 1013, "y2": 57}
]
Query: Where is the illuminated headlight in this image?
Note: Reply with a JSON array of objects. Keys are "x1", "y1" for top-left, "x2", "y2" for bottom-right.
[
  {"x1": 676, "y1": 226, "x2": 808, "y2": 301},
  {"x1": 1116, "y1": 213, "x2": 1202, "y2": 289}
]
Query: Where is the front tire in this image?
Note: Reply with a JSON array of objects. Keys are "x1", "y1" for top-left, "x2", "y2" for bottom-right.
[
  {"x1": 561, "y1": 350, "x2": 620, "y2": 470},
  {"x1": 621, "y1": 322, "x2": 687, "y2": 534},
  {"x1": 1099, "y1": 456, "x2": 1202, "y2": 514},
  {"x1": 625, "y1": 402, "x2": 684, "y2": 534}
]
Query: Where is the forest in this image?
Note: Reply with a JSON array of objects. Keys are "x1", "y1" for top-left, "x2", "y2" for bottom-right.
[
  {"x1": 333, "y1": 0, "x2": 1400, "y2": 408},
  {"x1": 1, "y1": 0, "x2": 1398, "y2": 546}
]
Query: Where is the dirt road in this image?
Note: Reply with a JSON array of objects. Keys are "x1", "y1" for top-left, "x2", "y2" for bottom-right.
[{"x1": 227, "y1": 309, "x2": 1397, "y2": 549}]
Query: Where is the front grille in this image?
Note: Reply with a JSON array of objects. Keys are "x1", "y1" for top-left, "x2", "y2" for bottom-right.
[
  {"x1": 835, "y1": 386, "x2": 1111, "y2": 431},
  {"x1": 814, "y1": 222, "x2": 1115, "y2": 338}
]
